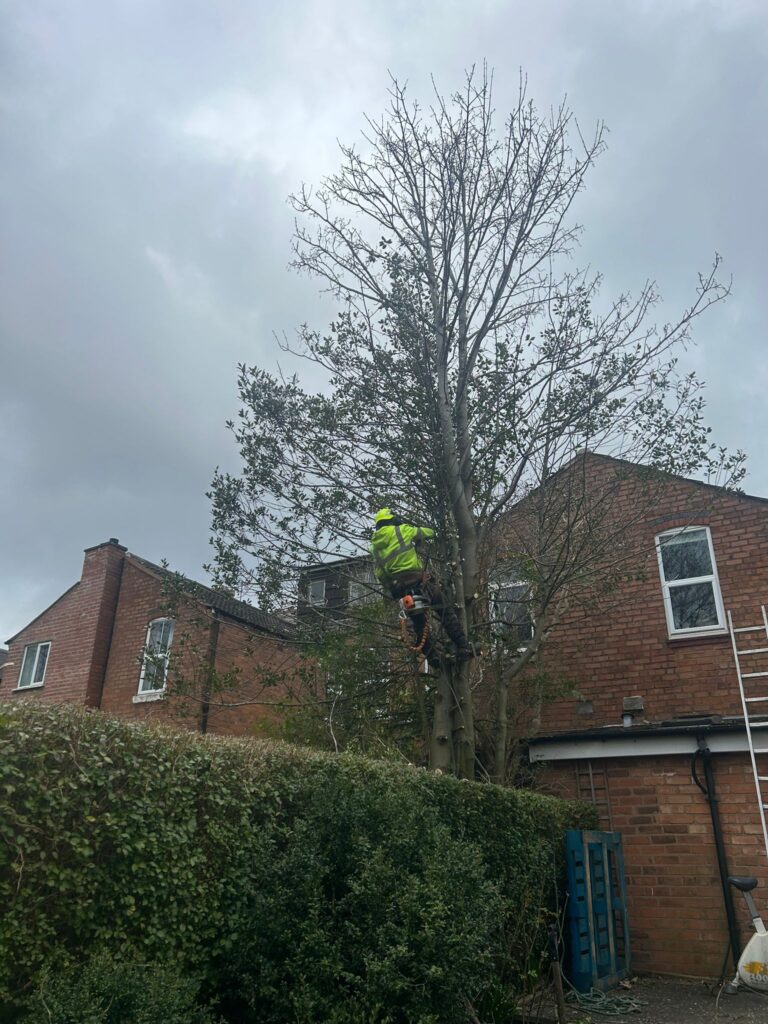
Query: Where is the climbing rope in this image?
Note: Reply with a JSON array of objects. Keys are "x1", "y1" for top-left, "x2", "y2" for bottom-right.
[
  {"x1": 564, "y1": 976, "x2": 646, "y2": 1016},
  {"x1": 397, "y1": 570, "x2": 433, "y2": 655},
  {"x1": 399, "y1": 611, "x2": 430, "y2": 653}
]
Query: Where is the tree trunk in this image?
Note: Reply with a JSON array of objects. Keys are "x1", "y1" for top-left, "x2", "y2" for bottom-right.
[
  {"x1": 430, "y1": 670, "x2": 454, "y2": 771},
  {"x1": 493, "y1": 673, "x2": 509, "y2": 784},
  {"x1": 442, "y1": 521, "x2": 477, "y2": 778},
  {"x1": 452, "y1": 661, "x2": 475, "y2": 778},
  {"x1": 413, "y1": 669, "x2": 430, "y2": 756}
]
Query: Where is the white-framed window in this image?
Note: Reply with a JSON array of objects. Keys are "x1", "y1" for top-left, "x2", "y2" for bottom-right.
[
  {"x1": 348, "y1": 567, "x2": 377, "y2": 606},
  {"x1": 138, "y1": 618, "x2": 174, "y2": 693},
  {"x1": 308, "y1": 578, "x2": 326, "y2": 607},
  {"x1": 18, "y1": 641, "x2": 51, "y2": 689},
  {"x1": 490, "y1": 577, "x2": 534, "y2": 648},
  {"x1": 655, "y1": 526, "x2": 726, "y2": 637}
]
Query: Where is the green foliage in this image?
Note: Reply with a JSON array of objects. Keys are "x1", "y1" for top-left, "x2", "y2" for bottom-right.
[
  {"x1": 0, "y1": 702, "x2": 595, "y2": 1023},
  {"x1": 22, "y1": 953, "x2": 218, "y2": 1024},
  {"x1": 207, "y1": 68, "x2": 744, "y2": 779},
  {"x1": 280, "y1": 603, "x2": 431, "y2": 761}
]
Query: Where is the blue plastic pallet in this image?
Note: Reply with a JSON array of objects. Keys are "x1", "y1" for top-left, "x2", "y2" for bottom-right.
[{"x1": 565, "y1": 829, "x2": 631, "y2": 992}]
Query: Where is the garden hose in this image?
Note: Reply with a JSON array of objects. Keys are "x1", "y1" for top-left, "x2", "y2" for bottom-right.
[{"x1": 564, "y1": 975, "x2": 646, "y2": 1016}]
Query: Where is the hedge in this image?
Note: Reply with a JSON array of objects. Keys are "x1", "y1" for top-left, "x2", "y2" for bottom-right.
[
  {"x1": 21, "y1": 953, "x2": 220, "y2": 1024},
  {"x1": 0, "y1": 702, "x2": 594, "y2": 1023}
]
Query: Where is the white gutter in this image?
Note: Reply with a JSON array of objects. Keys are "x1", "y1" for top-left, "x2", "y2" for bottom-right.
[{"x1": 529, "y1": 728, "x2": 751, "y2": 762}]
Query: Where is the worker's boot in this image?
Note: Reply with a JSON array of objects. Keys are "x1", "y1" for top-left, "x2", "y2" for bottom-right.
[
  {"x1": 438, "y1": 645, "x2": 473, "y2": 666},
  {"x1": 456, "y1": 641, "x2": 481, "y2": 662}
]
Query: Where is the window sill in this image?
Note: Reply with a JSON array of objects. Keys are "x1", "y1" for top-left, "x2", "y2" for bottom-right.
[
  {"x1": 10, "y1": 683, "x2": 44, "y2": 692},
  {"x1": 666, "y1": 630, "x2": 729, "y2": 647},
  {"x1": 132, "y1": 690, "x2": 166, "y2": 703}
]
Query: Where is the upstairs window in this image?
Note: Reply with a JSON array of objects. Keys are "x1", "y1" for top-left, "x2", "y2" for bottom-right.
[
  {"x1": 348, "y1": 568, "x2": 378, "y2": 607},
  {"x1": 18, "y1": 641, "x2": 51, "y2": 688},
  {"x1": 491, "y1": 576, "x2": 534, "y2": 649},
  {"x1": 308, "y1": 579, "x2": 326, "y2": 607},
  {"x1": 138, "y1": 618, "x2": 174, "y2": 693},
  {"x1": 655, "y1": 526, "x2": 725, "y2": 637}
]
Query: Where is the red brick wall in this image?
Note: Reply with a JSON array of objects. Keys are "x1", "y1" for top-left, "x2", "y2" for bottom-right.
[
  {"x1": 538, "y1": 753, "x2": 768, "y2": 978},
  {"x1": 204, "y1": 617, "x2": 300, "y2": 738},
  {"x1": 100, "y1": 558, "x2": 298, "y2": 735},
  {"x1": 99, "y1": 559, "x2": 189, "y2": 724},
  {"x1": 84, "y1": 544, "x2": 125, "y2": 706},
  {"x1": 1, "y1": 540, "x2": 126, "y2": 706},
  {"x1": 529, "y1": 476, "x2": 768, "y2": 735},
  {"x1": 200, "y1": 617, "x2": 241, "y2": 737}
]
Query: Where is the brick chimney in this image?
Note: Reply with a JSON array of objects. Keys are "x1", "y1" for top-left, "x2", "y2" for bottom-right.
[{"x1": 80, "y1": 539, "x2": 127, "y2": 707}]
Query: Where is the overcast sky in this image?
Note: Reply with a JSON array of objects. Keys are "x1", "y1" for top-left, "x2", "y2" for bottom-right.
[{"x1": 2, "y1": 0, "x2": 767, "y2": 644}]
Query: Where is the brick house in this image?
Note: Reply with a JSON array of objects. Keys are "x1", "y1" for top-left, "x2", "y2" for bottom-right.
[
  {"x1": 299, "y1": 458, "x2": 768, "y2": 979},
  {"x1": 298, "y1": 556, "x2": 379, "y2": 622},
  {"x1": 521, "y1": 456, "x2": 768, "y2": 978},
  {"x1": 9, "y1": 460, "x2": 768, "y2": 980},
  {"x1": 2, "y1": 539, "x2": 297, "y2": 736}
]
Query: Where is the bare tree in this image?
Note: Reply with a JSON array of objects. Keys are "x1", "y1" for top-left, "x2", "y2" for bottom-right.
[{"x1": 208, "y1": 68, "x2": 743, "y2": 778}]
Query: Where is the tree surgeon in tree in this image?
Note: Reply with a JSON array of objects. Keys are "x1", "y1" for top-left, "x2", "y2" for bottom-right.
[
  {"x1": 370, "y1": 508, "x2": 476, "y2": 668},
  {"x1": 207, "y1": 67, "x2": 744, "y2": 778}
]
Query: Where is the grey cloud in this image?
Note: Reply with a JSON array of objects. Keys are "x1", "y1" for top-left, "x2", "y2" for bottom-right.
[{"x1": 2, "y1": 0, "x2": 767, "y2": 640}]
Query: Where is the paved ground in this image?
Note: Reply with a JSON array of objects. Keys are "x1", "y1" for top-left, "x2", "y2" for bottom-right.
[
  {"x1": 595, "y1": 976, "x2": 766, "y2": 1024},
  {"x1": 523, "y1": 975, "x2": 767, "y2": 1023}
]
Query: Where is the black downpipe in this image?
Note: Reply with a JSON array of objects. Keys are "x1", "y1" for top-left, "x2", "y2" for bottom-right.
[
  {"x1": 200, "y1": 612, "x2": 220, "y2": 735},
  {"x1": 691, "y1": 736, "x2": 741, "y2": 972}
]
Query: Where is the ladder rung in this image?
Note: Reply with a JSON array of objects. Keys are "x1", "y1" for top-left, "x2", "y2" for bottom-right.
[
  {"x1": 746, "y1": 697, "x2": 768, "y2": 703},
  {"x1": 743, "y1": 672, "x2": 768, "y2": 678},
  {"x1": 738, "y1": 647, "x2": 768, "y2": 656},
  {"x1": 734, "y1": 626, "x2": 765, "y2": 633},
  {"x1": 759, "y1": 776, "x2": 768, "y2": 782},
  {"x1": 749, "y1": 722, "x2": 768, "y2": 729}
]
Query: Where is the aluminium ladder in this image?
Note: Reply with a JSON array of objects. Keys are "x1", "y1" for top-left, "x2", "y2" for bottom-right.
[{"x1": 728, "y1": 606, "x2": 768, "y2": 861}]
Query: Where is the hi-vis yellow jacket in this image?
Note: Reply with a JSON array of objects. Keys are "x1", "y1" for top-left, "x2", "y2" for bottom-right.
[{"x1": 370, "y1": 521, "x2": 435, "y2": 583}]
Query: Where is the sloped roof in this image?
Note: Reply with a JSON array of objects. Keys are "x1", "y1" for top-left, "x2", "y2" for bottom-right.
[
  {"x1": 128, "y1": 555, "x2": 295, "y2": 638},
  {"x1": 575, "y1": 451, "x2": 767, "y2": 506},
  {"x1": 5, "y1": 583, "x2": 81, "y2": 645}
]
